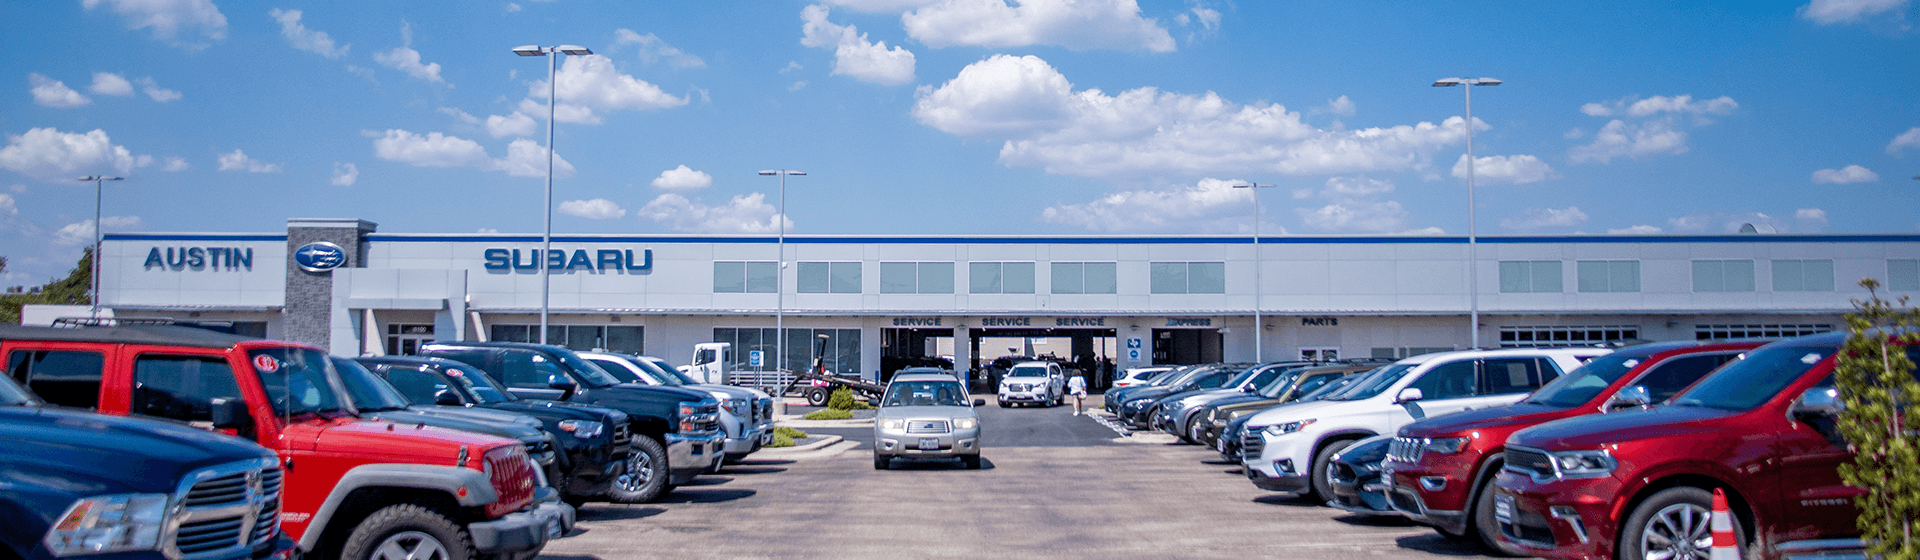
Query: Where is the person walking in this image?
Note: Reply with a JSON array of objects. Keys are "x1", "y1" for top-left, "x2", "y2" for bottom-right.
[{"x1": 1068, "y1": 373, "x2": 1088, "y2": 416}]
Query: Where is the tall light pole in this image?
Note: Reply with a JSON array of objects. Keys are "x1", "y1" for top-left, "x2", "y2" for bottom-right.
[
  {"x1": 1232, "y1": 182, "x2": 1273, "y2": 362},
  {"x1": 758, "y1": 170, "x2": 804, "y2": 374},
  {"x1": 1432, "y1": 77, "x2": 1500, "y2": 349},
  {"x1": 76, "y1": 175, "x2": 123, "y2": 318},
  {"x1": 514, "y1": 44, "x2": 593, "y2": 344}
]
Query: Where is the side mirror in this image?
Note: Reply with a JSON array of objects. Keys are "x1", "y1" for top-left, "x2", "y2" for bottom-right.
[
  {"x1": 1791, "y1": 387, "x2": 1843, "y2": 419},
  {"x1": 1394, "y1": 387, "x2": 1424, "y2": 404},
  {"x1": 972, "y1": 399, "x2": 986, "y2": 407},
  {"x1": 210, "y1": 398, "x2": 253, "y2": 431},
  {"x1": 547, "y1": 374, "x2": 578, "y2": 392},
  {"x1": 1607, "y1": 385, "x2": 1652, "y2": 410},
  {"x1": 433, "y1": 389, "x2": 463, "y2": 406}
]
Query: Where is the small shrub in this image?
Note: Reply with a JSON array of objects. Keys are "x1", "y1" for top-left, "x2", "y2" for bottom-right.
[
  {"x1": 827, "y1": 387, "x2": 856, "y2": 410},
  {"x1": 803, "y1": 408, "x2": 853, "y2": 420},
  {"x1": 851, "y1": 400, "x2": 874, "y2": 410},
  {"x1": 768, "y1": 433, "x2": 795, "y2": 447},
  {"x1": 774, "y1": 426, "x2": 809, "y2": 438}
]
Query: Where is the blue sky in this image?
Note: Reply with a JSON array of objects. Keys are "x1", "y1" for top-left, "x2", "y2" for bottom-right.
[{"x1": 2, "y1": 0, "x2": 1917, "y2": 285}]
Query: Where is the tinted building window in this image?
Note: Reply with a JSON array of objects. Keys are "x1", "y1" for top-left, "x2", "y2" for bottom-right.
[
  {"x1": 1577, "y1": 260, "x2": 1640, "y2": 293},
  {"x1": 1693, "y1": 260, "x2": 1756, "y2": 292},
  {"x1": 1772, "y1": 259, "x2": 1834, "y2": 291},
  {"x1": 1499, "y1": 261, "x2": 1562, "y2": 293}
]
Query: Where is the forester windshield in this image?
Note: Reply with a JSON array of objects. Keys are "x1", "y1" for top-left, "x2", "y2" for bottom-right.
[
  {"x1": 1007, "y1": 366, "x2": 1049, "y2": 378},
  {"x1": 249, "y1": 347, "x2": 347, "y2": 417},
  {"x1": 882, "y1": 381, "x2": 969, "y2": 407},
  {"x1": 1672, "y1": 346, "x2": 1834, "y2": 412},
  {"x1": 1525, "y1": 353, "x2": 1642, "y2": 408}
]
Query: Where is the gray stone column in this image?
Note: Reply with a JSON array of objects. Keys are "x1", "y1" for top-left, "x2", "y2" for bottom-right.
[{"x1": 283, "y1": 218, "x2": 376, "y2": 350}]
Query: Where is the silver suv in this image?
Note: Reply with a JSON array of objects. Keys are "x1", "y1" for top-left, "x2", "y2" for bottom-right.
[{"x1": 874, "y1": 372, "x2": 985, "y2": 470}]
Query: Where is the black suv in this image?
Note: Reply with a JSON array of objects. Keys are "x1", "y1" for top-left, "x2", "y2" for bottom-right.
[
  {"x1": 0, "y1": 369, "x2": 293, "y2": 560},
  {"x1": 416, "y1": 342, "x2": 722, "y2": 503}
]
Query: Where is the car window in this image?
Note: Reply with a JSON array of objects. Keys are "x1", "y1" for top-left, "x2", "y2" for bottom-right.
[
  {"x1": 1632, "y1": 353, "x2": 1738, "y2": 403},
  {"x1": 1008, "y1": 366, "x2": 1048, "y2": 378},
  {"x1": 1525, "y1": 353, "x2": 1639, "y2": 408},
  {"x1": 0, "y1": 373, "x2": 37, "y2": 406},
  {"x1": 1292, "y1": 372, "x2": 1341, "y2": 397},
  {"x1": 249, "y1": 347, "x2": 346, "y2": 416},
  {"x1": 1480, "y1": 358, "x2": 1549, "y2": 395},
  {"x1": 6, "y1": 350, "x2": 104, "y2": 409},
  {"x1": 440, "y1": 364, "x2": 514, "y2": 403},
  {"x1": 133, "y1": 355, "x2": 239, "y2": 422},
  {"x1": 499, "y1": 350, "x2": 564, "y2": 389},
  {"x1": 382, "y1": 364, "x2": 454, "y2": 404},
  {"x1": 333, "y1": 358, "x2": 411, "y2": 410},
  {"x1": 882, "y1": 381, "x2": 967, "y2": 407},
  {"x1": 1408, "y1": 360, "x2": 1478, "y2": 400},
  {"x1": 1673, "y1": 346, "x2": 1841, "y2": 411},
  {"x1": 1328, "y1": 364, "x2": 1413, "y2": 401}
]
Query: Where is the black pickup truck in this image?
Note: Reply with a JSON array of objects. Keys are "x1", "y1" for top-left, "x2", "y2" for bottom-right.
[
  {"x1": 354, "y1": 355, "x2": 634, "y2": 507},
  {"x1": 417, "y1": 342, "x2": 722, "y2": 504},
  {"x1": 0, "y1": 368, "x2": 293, "y2": 560}
]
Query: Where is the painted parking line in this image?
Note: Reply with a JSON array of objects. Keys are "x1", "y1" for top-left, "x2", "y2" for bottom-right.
[{"x1": 1086, "y1": 411, "x2": 1133, "y2": 437}]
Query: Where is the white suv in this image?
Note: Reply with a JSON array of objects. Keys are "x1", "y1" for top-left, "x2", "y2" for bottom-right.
[
  {"x1": 997, "y1": 361, "x2": 1065, "y2": 407},
  {"x1": 1240, "y1": 347, "x2": 1608, "y2": 501}
]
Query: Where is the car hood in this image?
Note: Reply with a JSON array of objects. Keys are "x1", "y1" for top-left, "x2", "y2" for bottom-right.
[
  {"x1": 875, "y1": 406, "x2": 977, "y2": 420},
  {"x1": 313, "y1": 417, "x2": 513, "y2": 459},
  {"x1": 1243, "y1": 399, "x2": 1347, "y2": 426},
  {"x1": 1399, "y1": 403, "x2": 1570, "y2": 438},
  {"x1": 483, "y1": 400, "x2": 627, "y2": 424},
  {"x1": 1120, "y1": 386, "x2": 1176, "y2": 404},
  {"x1": 408, "y1": 405, "x2": 544, "y2": 431},
  {"x1": 1203, "y1": 393, "x2": 1270, "y2": 411},
  {"x1": 0, "y1": 406, "x2": 274, "y2": 496},
  {"x1": 354, "y1": 408, "x2": 545, "y2": 445},
  {"x1": 1509, "y1": 405, "x2": 1736, "y2": 451},
  {"x1": 689, "y1": 384, "x2": 757, "y2": 401}
]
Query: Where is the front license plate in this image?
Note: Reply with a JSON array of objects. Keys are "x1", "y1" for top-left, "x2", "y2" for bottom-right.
[
  {"x1": 919, "y1": 438, "x2": 940, "y2": 450},
  {"x1": 1493, "y1": 494, "x2": 1514, "y2": 523},
  {"x1": 1217, "y1": 439, "x2": 1227, "y2": 453}
]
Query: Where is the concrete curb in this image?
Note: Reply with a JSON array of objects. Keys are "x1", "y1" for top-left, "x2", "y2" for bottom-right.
[
  {"x1": 756, "y1": 434, "x2": 844, "y2": 455},
  {"x1": 755, "y1": 438, "x2": 859, "y2": 460}
]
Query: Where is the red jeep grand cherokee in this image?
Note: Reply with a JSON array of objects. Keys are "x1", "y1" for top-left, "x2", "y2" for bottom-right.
[
  {"x1": 1492, "y1": 331, "x2": 1910, "y2": 560},
  {"x1": 1382, "y1": 340, "x2": 1762, "y2": 552}
]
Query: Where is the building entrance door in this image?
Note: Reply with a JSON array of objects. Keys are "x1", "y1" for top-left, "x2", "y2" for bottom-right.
[
  {"x1": 386, "y1": 324, "x2": 434, "y2": 355},
  {"x1": 1152, "y1": 328, "x2": 1221, "y2": 365}
]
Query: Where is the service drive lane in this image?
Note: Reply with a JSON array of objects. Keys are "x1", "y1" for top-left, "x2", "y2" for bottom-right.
[{"x1": 543, "y1": 395, "x2": 1500, "y2": 559}]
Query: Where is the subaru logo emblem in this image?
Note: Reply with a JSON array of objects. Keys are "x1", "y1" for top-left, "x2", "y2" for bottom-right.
[{"x1": 294, "y1": 242, "x2": 348, "y2": 272}]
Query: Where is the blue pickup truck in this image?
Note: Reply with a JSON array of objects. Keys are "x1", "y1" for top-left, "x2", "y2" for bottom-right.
[{"x1": 0, "y1": 365, "x2": 293, "y2": 560}]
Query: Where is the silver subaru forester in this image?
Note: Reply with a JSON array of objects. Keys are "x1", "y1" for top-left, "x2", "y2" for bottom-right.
[{"x1": 873, "y1": 371, "x2": 984, "y2": 470}]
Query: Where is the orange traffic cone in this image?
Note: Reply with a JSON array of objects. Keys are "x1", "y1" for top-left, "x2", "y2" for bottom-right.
[{"x1": 1711, "y1": 488, "x2": 1740, "y2": 560}]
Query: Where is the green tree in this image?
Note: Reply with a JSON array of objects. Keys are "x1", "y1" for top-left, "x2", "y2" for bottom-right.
[
  {"x1": 1836, "y1": 278, "x2": 1920, "y2": 559},
  {"x1": 0, "y1": 248, "x2": 92, "y2": 324}
]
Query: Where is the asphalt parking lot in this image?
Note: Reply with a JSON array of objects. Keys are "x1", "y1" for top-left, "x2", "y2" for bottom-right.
[{"x1": 541, "y1": 394, "x2": 1498, "y2": 560}]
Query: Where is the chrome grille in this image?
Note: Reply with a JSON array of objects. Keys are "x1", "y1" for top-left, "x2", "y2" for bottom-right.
[
  {"x1": 1242, "y1": 428, "x2": 1265, "y2": 460},
  {"x1": 169, "y1": 458, "x2": 281, "y2": 559},
  {"x1": 1504, "y1": 446, "x2": 1555, "y2": 480},
  {"x1": 906, "y1": 420, "x2": 950, "y2": 434},
  {"x1": 1387, "y1": 437, "x2": 1424, "y2": 464}
]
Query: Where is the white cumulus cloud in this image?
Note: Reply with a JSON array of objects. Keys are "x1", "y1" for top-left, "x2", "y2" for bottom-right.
[
  {"x1": 1579, "y1": 95, "x2": 1738, "y2": 118},
  {"x1": 1812, "y1": 164, "x2": 1879, "y2": 184},
  {"x1": 1798, "y1": 0, "x2": 1911, "y2": 27},
  {"x1": 912, "y1": 54, "x2": 1470, "y2": 178},
  {"x1": 160, "y1": 156, "x2": 189, "y2": 171},
  {"x1": 486, "y1": 112, "x2": 538, "y2": 138},
  {"x1": 0, "y1": 128, "x2": 137, "y2": 182},
  {"x1": 1500, "y1": 207, "x2": 1588, "y2": 231},
  {"x1": 636, "y1": 192, "x2": 791, "y2": 234},
  {"x1": 614, "y1": 29, "x2": 706, "y2": 68},
  {"x1": 651, "y1": 165, "x2": 713, "y2": 190},
  {"x1": 1042, "y1": 178, "x2": 1271, "y2": 234},
  {"x1": 1294, "y1": 177, "x2": 1415, "y2": 234},
  {"x1": 90, "y1": 73, "x2": 134, "y2": 96},
  {"x1": 374, "y1": 22, "x2": 445, "y2": 84},
  {"x1": 136, "y1": 78, "x2": 181, "y2": 102},
  {"x1": 55, "y1": 216, "x2": 144, "y2": 245},
  {"x1": 29, "y1": 74, "x2": 90, "y2": 108},
  {"x1": 1668, "y1": 212, "x2": 1790, "y2": 234},
  {"x1": 1569, "y1": 119, "x2": 1689, "y2": 164},
  {"x1": 368, "y1": 129, "x2": 576, "y2": 179},
  {"x1": 559, "y1": 198, "x2": 627, "y2": 219},
  {"x1": 1570, "y1": 95, "x2": 1737, "y2": 165},
  {"x1": 1326, "y1": 95, "x2": 1355, "y2": 116},
  {"x1": 1887, "y1": 127, "x2": 1920, "y2": 154},
  {"x1": 1608, "y1": 225, "x2": 1662, "y2": 234},
  {"x1": 331, "y1": 162, "x2": 358, "y2": 186},
  {"x1": 269, "y1": 8, "x2": 349, "y2": 59},
  {"x1": 1451, "y1": 154, "x2": 1552, "y2": 184},
  {"x1": 216, "y1": 149, "x2": 282, "y2": 173},
  {"x1": 901, "y1": 0, "x2": 1175, "y2": 52},
  {"x1": 82, "y1": 0, "x2": 227, "y2": 43},
  {"x1": 801, "y1": 5, "x2": 916, "y2": 85},
  {"x1": 524, "y1": 55, "x2": 688, "y2": 125},
  {"x1": 1797, "y1": 208, "x2": 1829, "y2": 227}
]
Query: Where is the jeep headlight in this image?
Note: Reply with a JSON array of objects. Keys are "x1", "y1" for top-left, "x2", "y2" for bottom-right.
[
  {"x1": 1262, "y1": 419, "x2": 1316, "y2": 436},
  {"x1": 1549, "y1": 449, "x2": 1616, "y2": 477},
  {"x1": 557, "y1": 419, "x2": 604, "y2": 439},
  {"x1": 953, "y1": 417, "x2": 978, "y2": 430},
  {"x1": 1424, "y1": 437, "x2": 1470, "y2": 455},
  {"x1": 43, "y1": 493, "x2": 168, "y2": 556},
  {"x1": 880, "y1": 419, "x2": 905, "y2": 430}
]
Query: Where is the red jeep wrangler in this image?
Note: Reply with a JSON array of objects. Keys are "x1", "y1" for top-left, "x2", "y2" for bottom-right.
[
  {"x1": 0, "y1": 324, "x2": 570, "y2": 560},
  {"x1": 1492, "y1": 331, "x2": 1911, "y2": 560}
]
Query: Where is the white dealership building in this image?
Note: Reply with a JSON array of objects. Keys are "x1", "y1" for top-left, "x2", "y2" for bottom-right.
[{"x1": 88, "y1": 218, "x2": 1920, "y2": 381}]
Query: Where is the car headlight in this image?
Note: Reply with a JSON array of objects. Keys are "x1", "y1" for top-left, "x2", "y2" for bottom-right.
[
  {"x1": 1262, "y1": 419, "x2": 1316, "y2": 436},
  {"x1": 1424, "y1": 437, "x2": 1470, "y2": 455},
  {"x1": 880, "y1": 419, "x2": 905, "y2": 430},
  {"x1": 1227, "y1": 410, "x2": 1247, "y2": 420},
  {"x1": 43, "y1": 493, "x2": 169, "y2": 556},
  {"x1": 557, "y1": 419, "x2": 604, "y2": 439},
  {"x1": 1549, "y1": 449, "x2": 1616, "y2": 477},
  {"x1": 953, "y1": 417, "x2": 978, "y2": 430},
  {"x1": 721, "y1": 399, "x2": 746, "y2": 415}
]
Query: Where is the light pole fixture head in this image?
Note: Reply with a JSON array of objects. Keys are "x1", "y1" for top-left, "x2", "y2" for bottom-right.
[
  {"x1": 77, "y1": 176, "x2": 124, "y2": 182},
  {"x1": 557, "y1": 45, "x2": 593, "y2": 55},
  {"x1": 1231, "y1": 183, "x2": 1273, "y2": 189},
  {"x1": 511, "y1": 45, "x2": 546, "y2": 56},
  {"x1": 758, "y1": 170, "x2": 806, "y2": 176},
  {"x1": 1470, "y1": 78, "x2": 1502, "y2": 86},
  {"x1": 1432, "y1": 77, "x2": 1464, "y2": 87}
]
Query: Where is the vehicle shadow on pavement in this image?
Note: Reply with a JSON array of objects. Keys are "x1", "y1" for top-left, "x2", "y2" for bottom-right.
[
  {"x1": 1252, "y1": 494, "x2": 1321, "y2": 508},
  {"x1": 656, "y1": 488, "x2": 758, "y2": 504},
  {"x1": 572, "y1": 505, "x2": 665, "y2": 522},
  {"x1": 1333, "y1": 514, "x2": 1420, "y2": 528},
  {"x1": 718, "y1": 465, "x2": 788, "y2": 475},
  {"x1": 1394, "y1": 534, "x2": 1496, "y2": 556},
  {"x1": 679, "y1": 476, "x2": 734, "y2": 486},
  {"x1": 538, "y1": 554, "x2": 604, "y2": 560},
  {"x1": 881, "y1": 458, "x2": 996, "y2": 471},
  {"x1": 732, "y1": 458, "x2": 796, "y2": 466}
]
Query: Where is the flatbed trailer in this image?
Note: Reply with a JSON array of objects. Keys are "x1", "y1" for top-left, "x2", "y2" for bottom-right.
[{"x1": 782, "y1": 369, "x2": 886, "y2": 407}]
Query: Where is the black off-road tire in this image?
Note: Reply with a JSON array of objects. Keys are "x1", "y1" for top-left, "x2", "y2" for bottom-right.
[
  {"x1": 608, "y1": 434, "x2": 669, "y2": 503},
  {"x1": 1620, "y1": 487, "x2": 1746, "y2": 560},
  {"x1": 1469, "y1": 461, "x2": 1519, "y2": 556},
  {"x1": 1308, "y1": 439, "x2": 1356, "y2": 502},
  {"x1": 962, "y1": 455, "x2": 982, "y2": 469},
  {"x1": 340, "y1": 504, "x2": 474, "y2": 560},
  {"x1": 873, "y1": 452, "x2": 889, "y2": 470}
]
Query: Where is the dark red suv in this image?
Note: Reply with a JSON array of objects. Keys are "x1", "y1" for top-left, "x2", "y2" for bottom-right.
[
  {"x1": 1492, "y1": 331, "x2": 1912, "y2": 560},
  {"x1": 1380, "y1": 340, "x2": 1761, "y2": 552}
]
